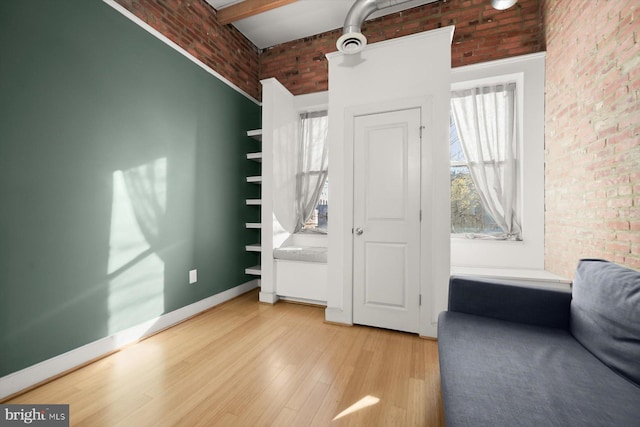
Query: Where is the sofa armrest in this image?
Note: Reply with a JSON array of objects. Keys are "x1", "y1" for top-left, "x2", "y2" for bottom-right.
[{"x1": 448, "y1": 275, "x2": 572, "y2": 330}]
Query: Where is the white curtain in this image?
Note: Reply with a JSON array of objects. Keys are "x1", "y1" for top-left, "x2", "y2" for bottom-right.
[
  {"x1": 295, "y1": 111, "x2": 329, "y2": 231},
  {"x1": 273, "y1": 111, "x2": 328, "y2": 233},
  {"x1": 451, "y1": 83, "x2": 521, "y2": 240},
  {"x1": 273, "y1": 120, "x2": 298, "y2": 234}
]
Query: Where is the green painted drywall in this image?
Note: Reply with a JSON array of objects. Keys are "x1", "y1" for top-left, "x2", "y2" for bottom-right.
[{"x1": 0, "y1": 0, "x2": 260, "y2": 376}]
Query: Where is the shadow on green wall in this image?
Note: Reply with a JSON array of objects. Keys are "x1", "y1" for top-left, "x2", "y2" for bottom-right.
[{"x1": 0, "y1": 0, "x2": 260, "y2": 377}]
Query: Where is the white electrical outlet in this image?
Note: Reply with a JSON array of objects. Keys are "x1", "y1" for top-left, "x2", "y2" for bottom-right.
[{"x1": 189, "y1": 269, "x2": 197, "y2": 284}]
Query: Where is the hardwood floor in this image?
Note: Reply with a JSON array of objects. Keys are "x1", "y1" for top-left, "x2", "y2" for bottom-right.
[{"x1": 7, "y1": 289, "x2": 445, "y2": 426}]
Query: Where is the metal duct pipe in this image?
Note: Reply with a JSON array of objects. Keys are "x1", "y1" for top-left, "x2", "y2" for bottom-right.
[
  {"x1": 336, "y1": 0, "x2": 519, "y2": 55},
  {"x1": 336, "y1": 0, "x2": 413, "y2": 54}
]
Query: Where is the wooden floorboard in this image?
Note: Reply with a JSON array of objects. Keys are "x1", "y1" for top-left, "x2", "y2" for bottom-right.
[{"x1": 7, "y1": 289, "x2": 445, "y2": 426}]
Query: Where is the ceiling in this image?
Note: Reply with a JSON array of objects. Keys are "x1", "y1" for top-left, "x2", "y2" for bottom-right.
[{"x1": 205, "y1": 0, "x2": 439, "y2": 49}]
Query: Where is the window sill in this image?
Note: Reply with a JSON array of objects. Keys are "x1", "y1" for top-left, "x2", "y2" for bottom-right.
[
  {"x1": 450, "y1": 265, "x2": 571, "y2": 290},
  {"x1": 451, "y1": 234, "x2": 522, "y2": 242},
  {"x1": 297, "y1": 229, "x2": 328, "y2": 236}
]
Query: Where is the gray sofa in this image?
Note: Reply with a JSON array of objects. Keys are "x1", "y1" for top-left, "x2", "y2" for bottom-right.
[{"x1": 438, "y1": 259, "x2": 640, "y2": 427}]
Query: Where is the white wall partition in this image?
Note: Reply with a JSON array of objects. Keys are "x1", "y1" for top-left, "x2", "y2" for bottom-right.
[
  {"x1": 259, "y1": 79, "x2": 329, "y2": 304},
  {"x1": 326, "y1": 27, "x2": 454, "y2": 337},
  {"x1": 259, "y1": 78, "x2": 296, "y2": 303}
]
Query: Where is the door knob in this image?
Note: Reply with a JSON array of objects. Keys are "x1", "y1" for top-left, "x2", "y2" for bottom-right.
[{"x1": 354, "y1": 227, "x2": 364, "y2": 235}]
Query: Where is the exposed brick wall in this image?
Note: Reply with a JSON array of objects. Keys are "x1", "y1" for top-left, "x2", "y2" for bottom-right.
[
  {"x1": 109, "y1": 0, "x2": 640, "y2": 278},
  {"x1": 543, "y1": 0, "x2": 640, "y2": 278},
  {"x1": 114, "y1": 0, "x2": 260, "y2": 100},
  {"x1": 260, "y1": 0, "x2": 544, "y2": 96}
]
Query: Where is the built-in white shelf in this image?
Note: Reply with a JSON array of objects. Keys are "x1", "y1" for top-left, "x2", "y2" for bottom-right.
[
  {"x1": 245, "y1": 128, "x2": 262, "y2": 280},
  {"x1": 247, "y1": 129, "x2": 262, "y2": 141},
  {"x1": 247, "y1": 152, "x2": 262, "y2": 162},
  {"x1": 245, "y1": 265, "x2": 261, "y2": 276}
]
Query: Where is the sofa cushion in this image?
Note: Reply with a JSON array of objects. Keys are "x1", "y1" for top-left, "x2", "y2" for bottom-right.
[
  {"x1": 438, "y1": 312, "x2": 640, "y2": 427},
  {"x1": 571, "y1": 259, "x2": 640, "y2": 386},
  {"x1": 448, "y1": 276, "x2": 572, "y2": 329}
]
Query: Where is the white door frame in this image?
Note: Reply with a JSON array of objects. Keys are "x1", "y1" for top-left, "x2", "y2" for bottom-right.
[{"x1": 341, "y1": 95, "x2": 446, "y2": 337}]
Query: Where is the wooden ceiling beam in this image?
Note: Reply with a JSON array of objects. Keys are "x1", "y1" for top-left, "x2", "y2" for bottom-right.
[{"x1": 217, "y1": 0, "x2": 300, "y2": 25}]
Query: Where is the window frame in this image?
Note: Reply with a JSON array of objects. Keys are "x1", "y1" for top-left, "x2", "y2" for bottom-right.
[
  {"x1": 296, "y1": 107, "x2": 329, "y2": 235},
  {"x1": 450, "y1": 53, "x2": 545, "y2": 271},
  {"x1": 449, "y1": 78, "x2": 522, "y2": 240}
]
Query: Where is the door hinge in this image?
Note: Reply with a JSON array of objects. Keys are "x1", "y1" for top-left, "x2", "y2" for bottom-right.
[
  {"x1": 419, "y1": 210, "x2": 422, "y2": 222},
  {"x1": 419, "y1": 125, "x2": 425, "y2": 139},
  {"x1": 419, "y1": 294, "x2": 422, "y2": 306}
]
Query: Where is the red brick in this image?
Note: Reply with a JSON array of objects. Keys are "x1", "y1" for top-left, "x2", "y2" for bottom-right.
[
  {"x1": 260, "y1": 0, "x2": 543, "y2": 95},
  {"x1": 113, "y1": 0, "x2": 637, "y2": 277},
  {"x1": 544, "y1": 0, "x2": 640, "y2": 277},
  {"x1": 607, "y1": 220, "x2": 631, "y2": 231},
  {"x1": 115, "y1": 0, "x2": 260, "y2": 100}
]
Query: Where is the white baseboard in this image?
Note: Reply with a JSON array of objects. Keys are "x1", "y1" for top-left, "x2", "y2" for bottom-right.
[
  {"x1": 278, "y1": 296, "x2": 327, "y2": 307},
  {"x1": 259, "y1": 291, "x2": 279, "y2": 304},
  {"x1": 324, "y1": 307, "x2": 352, "y2": 325},
  {"x1": 0, "y1": 279, "x2": 259, "y2": 400}
]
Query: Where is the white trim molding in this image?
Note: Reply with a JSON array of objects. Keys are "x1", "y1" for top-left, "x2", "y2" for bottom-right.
[
  {"x1": 324, "y1": 307, "x2": 351, "y2": 325},
  {"x1": 259, "y1": 291, "x2": 279, "y2": 304},
  {"x1": 0, "y1": 280, "x2": 259, "y2": 400}
]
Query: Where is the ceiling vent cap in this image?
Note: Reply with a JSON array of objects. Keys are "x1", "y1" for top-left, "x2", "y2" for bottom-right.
[
  {"x1": 336, "y1": 32, "x2": 367, "y2": 54},
  {"x1": 490, "y1": 0, "x2": 518, "y2": 10}
]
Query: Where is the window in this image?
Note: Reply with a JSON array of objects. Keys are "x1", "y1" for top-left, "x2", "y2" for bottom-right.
[
  {"x1": 302, "y1": 178, "x2": 328, "y2": 233},
  {"x1": 298, "y1": 110, "x2": 329, "y2": 234},
  {"x1": 450, "y1": 117, "x2": 502, "y2": 236},
  {"x1": 450, "y1": 54, "x2": 545, "y2": 269},
  {"x1": 450, "y1": 82, "x2": 521, "y2": 240}
]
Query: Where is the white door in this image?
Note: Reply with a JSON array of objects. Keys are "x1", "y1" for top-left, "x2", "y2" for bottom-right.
[{"x1": 353, "y1": 108, "x2": 421, "y2": 333}]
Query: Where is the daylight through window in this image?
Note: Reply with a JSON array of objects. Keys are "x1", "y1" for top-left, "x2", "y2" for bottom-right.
[
  {"x1": 299, "y1": 110, "x2": 329, "y2": 234},
  {"x1": 450, "y1": 118, "x2": 502, "y2": 236},
  {"x1": 450, "y1": 82, "x2": 521, "y2": 240}
]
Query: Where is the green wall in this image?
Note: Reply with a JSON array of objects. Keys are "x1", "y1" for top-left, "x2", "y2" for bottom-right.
[{"x1": 0, "y1": 0, "x2": 260, "y2": 377}]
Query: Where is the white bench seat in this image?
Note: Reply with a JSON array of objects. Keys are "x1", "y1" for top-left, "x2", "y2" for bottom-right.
[{"x1": 273, "y1": 246, "x2": 327, "y2": 263}]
